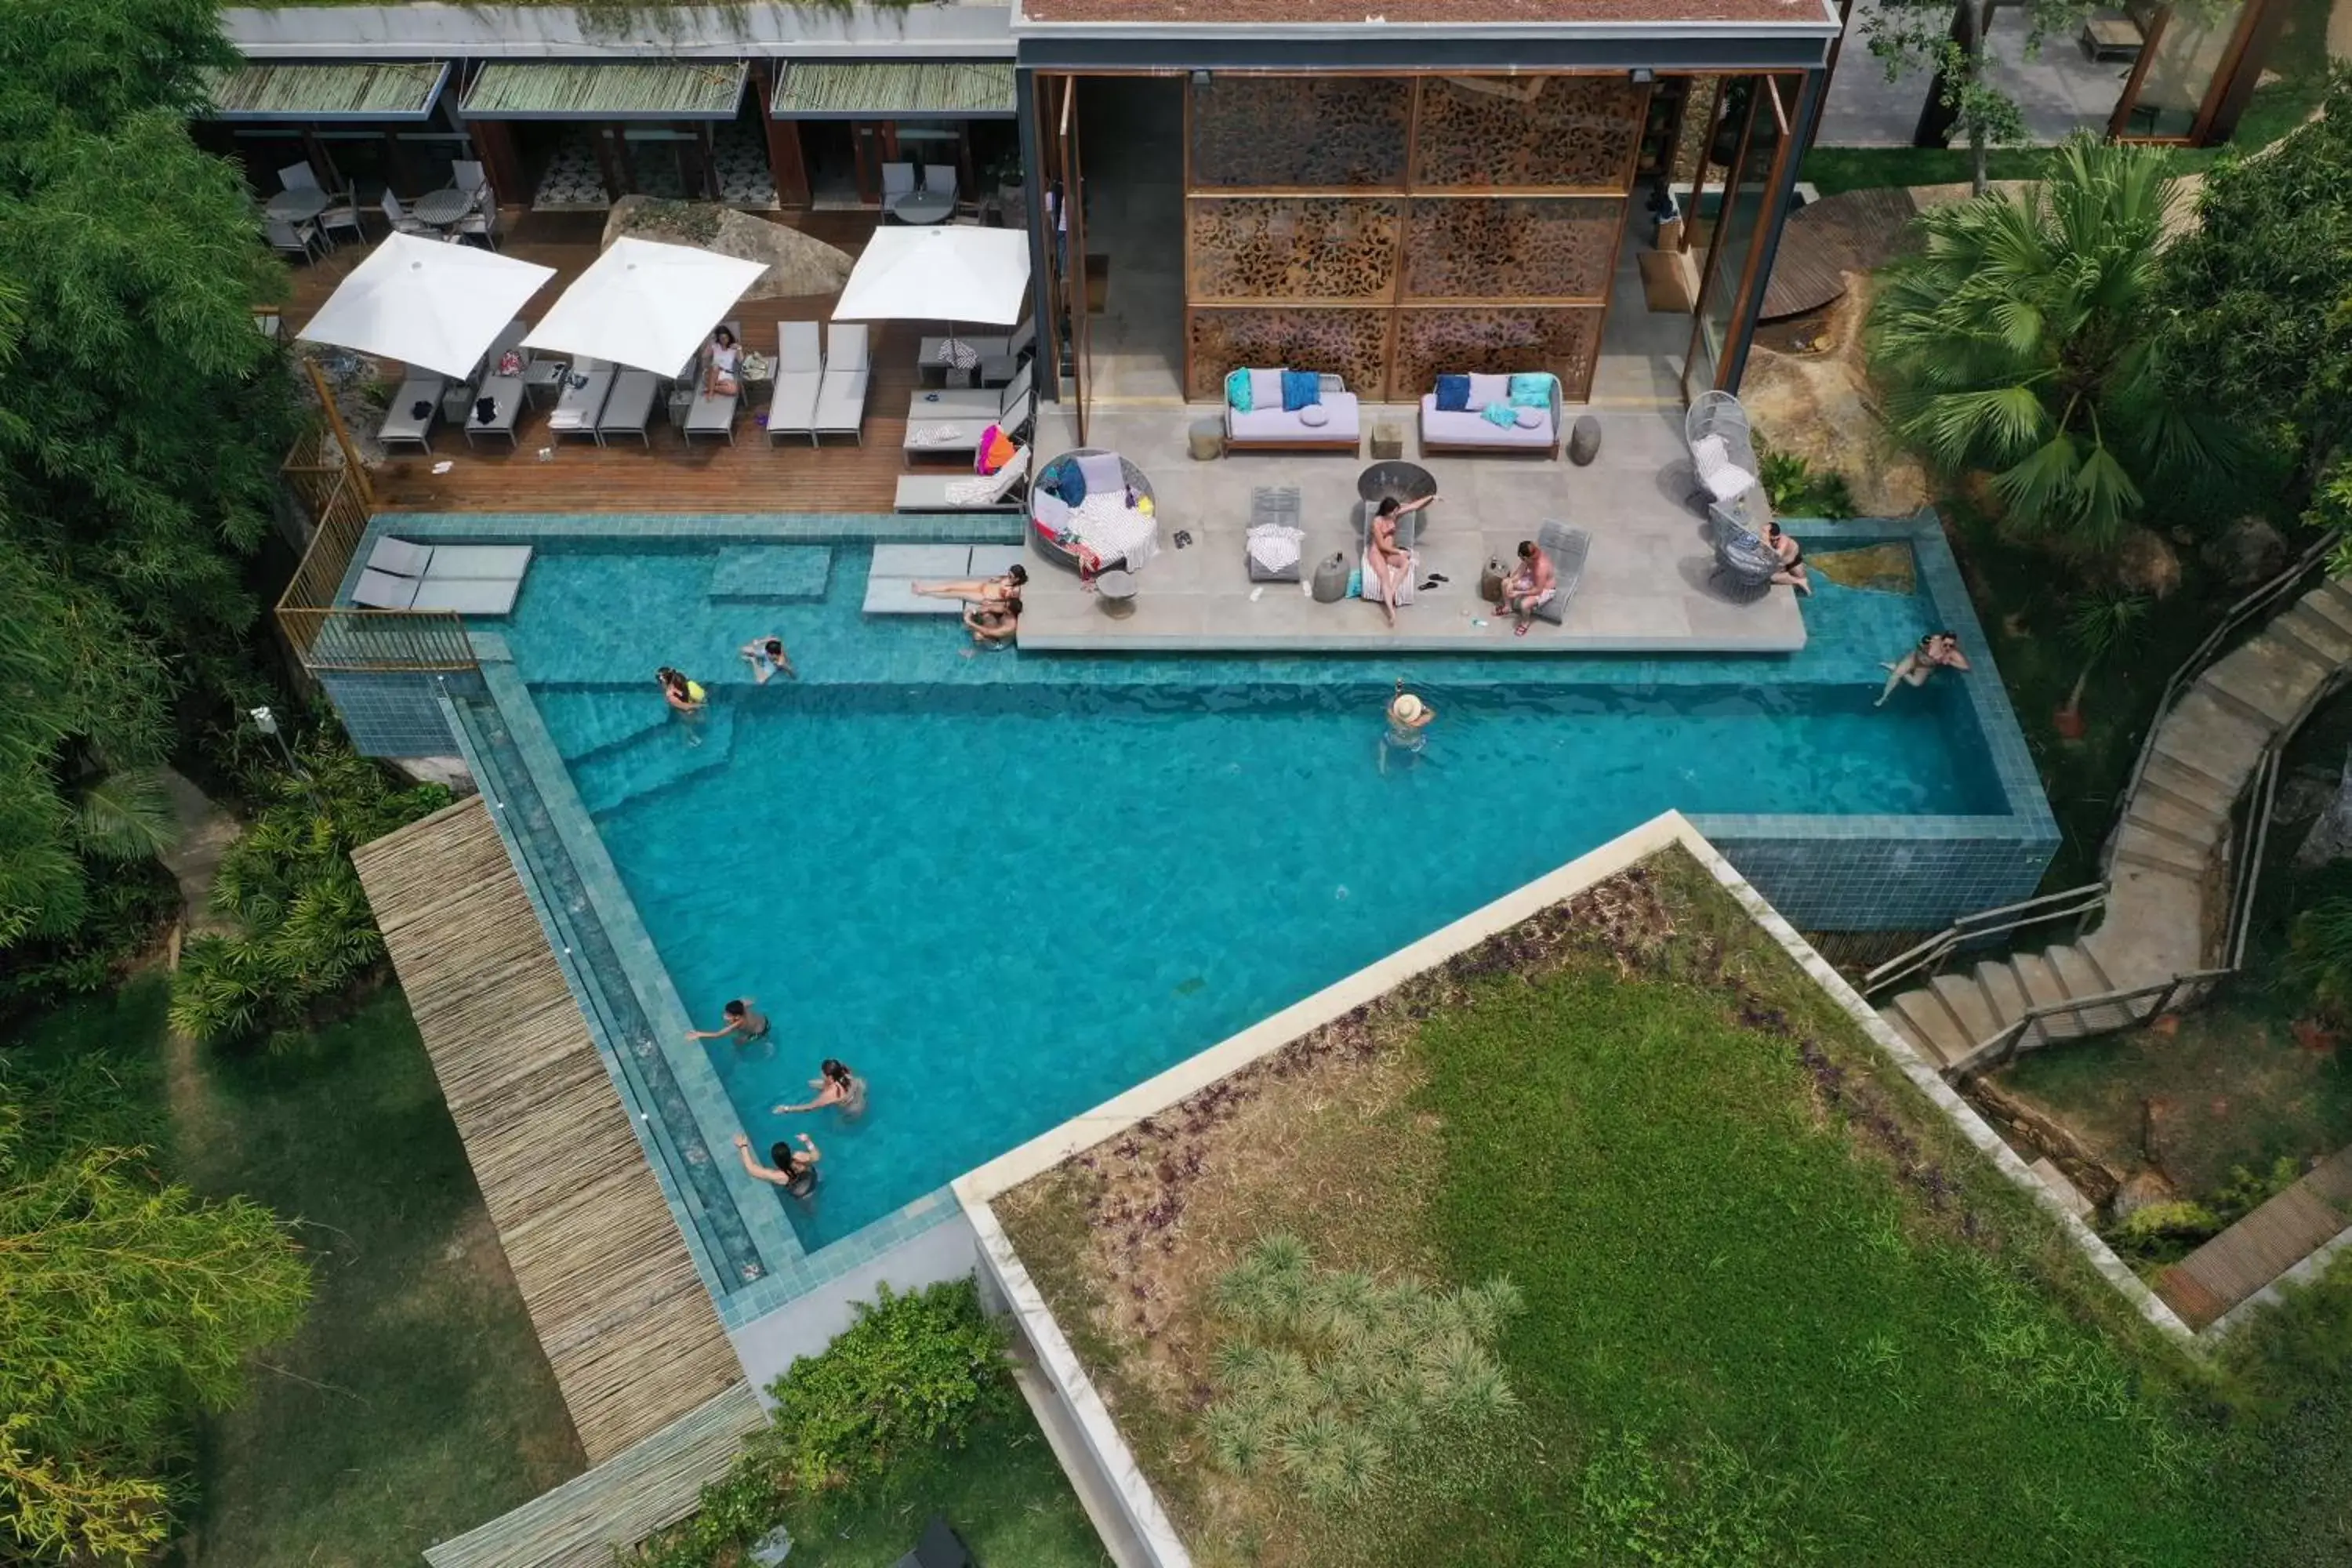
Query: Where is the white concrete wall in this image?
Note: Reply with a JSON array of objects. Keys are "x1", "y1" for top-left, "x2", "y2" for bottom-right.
[{"x1": 724, "y1": 1217, "x2": 982, "y2": 1398}]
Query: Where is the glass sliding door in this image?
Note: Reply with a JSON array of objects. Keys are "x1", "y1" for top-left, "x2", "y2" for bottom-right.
[{"x1": 1681, "y1": 75, "x2": 1792, "y2": 399}]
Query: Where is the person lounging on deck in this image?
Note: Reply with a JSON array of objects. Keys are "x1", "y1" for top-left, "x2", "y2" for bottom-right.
[{"x1": 913, "y1": 564, "x2": 1027, "y2": 605}]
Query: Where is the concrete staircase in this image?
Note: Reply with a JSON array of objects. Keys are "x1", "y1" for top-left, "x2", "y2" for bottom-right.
[{"x1": 1880, "y1": 576, "x2": 2352, "y2": 1077}]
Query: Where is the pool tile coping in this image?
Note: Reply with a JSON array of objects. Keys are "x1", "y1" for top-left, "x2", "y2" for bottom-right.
[{"x1": 956, "y1": 809, "x2": 2190, "y2": 1568}]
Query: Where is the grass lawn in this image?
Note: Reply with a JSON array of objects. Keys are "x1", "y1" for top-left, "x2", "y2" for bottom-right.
[
  {"x1": 1000, "y1": 849, "x2": 2233, "y2": 1566},
  {"x1": 0, "y1": 975, "x2": 586, "y2": 1567}
]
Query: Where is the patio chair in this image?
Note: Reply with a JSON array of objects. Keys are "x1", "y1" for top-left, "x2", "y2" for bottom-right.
[
  {"x1": 379, "y1": 373, "x2": 445, "y2": 452},
  {"x1": 546, "y1": 357, "x2": 613, "y2": 443},
  {"x1": 902, "y1": 362, "x2": 1033, "y2": 462},
  {"x1": 597, "y1": 369, "x2": 659, "y2": 446},
  {"x1": 316, "y1": 186, "x2": 365, "y2": 248},
  {"x1": 277, "y1": 162, "x2": 321, "y2": 193},
  {"x1": 1685, "y1": 390, "x2": 1764, "y2": 524},
  {"x1": 379, "y1": 191, "x2": 430, "y2": 237},
  {"x1": 979, "y1": 316, "x2": 1036, "y2": 387},
  {"x1": 922, "y1": 165, "x2": 958, "y2": 206},
  {"x1": 452, "y1": 160, "x2": 488, "y2": 198},
  {"x1": 1708, "y1": 507, "x2": 1780, "y2": 601},
  {"x1": 893, "y1": 444, "x2": 1029, "y2": 511},
  {"x1": 684, "y1": 318, "x2": 743, "y2": 445},
  {"x1": 264, "y1": 216, "x2": 323, "y2": 263},
  {"x1": 1530, "y1": 519, "x2": 1590, "y2": 626},
  {"x1": 768, "y1": 321, "x2": 822, "y2": 445},
  {"x1": 1245, "y1": 486, "x2": 1306, "y2": 583},
  {"x1": 882, "y1": 162, "x2": 916, "y2": 202},
  {"x1": 814, "y1": 322, "x2": 871, "y2": 445},
  {"x1": 452, "y1": 186, "x2": 499, "y2": 250}
]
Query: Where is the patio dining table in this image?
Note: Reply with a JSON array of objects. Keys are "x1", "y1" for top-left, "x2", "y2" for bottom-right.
[
  {"x1": 412, "y1": 188, "x2": 476, "y2": 227},
  {"x1": 266, "y1": 187, "x2": 331, "y2": 224},
  {"x1": 888, "y1": 191, "x2": 955, "y2": 227}
]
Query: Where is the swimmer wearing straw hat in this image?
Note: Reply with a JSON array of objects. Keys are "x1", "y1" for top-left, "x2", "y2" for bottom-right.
[{"x1": 1381, "y1": 678, "x2": 1436, "y2": 772}]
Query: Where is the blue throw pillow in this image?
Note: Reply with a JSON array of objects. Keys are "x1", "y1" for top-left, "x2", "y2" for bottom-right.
[
  {"x1": 1044, "y1": 459, "x2": 1086, "y2": 507},
  {"x1": 1435, "y1": 374, "x2": 1471, "y2": 412},
  {"x1": 1508, "y1": 372, "x2": 1554, "y2": 408},
  {"x1": 1281, "y1": 369, "x2": 1321, "y2": 412},
  {"x1": 1225, "y1": 368, "x2": 1253, "y2": 412},
  {"x1": 1481, "y1": 401, "x2": 1516, "y2": 427}
]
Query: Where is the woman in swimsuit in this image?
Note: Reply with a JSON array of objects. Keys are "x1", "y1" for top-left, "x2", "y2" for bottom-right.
[
  {"x1": 775, "y1": 1058, "x2": 866, "y2": 1118},
  {"x1": 705, "y1": 327, "x2": 741, "y2": 397},
  {"x1": 1764, "y1": 522, "x2": 1811, "y2": 597},
  {"x1": 657, "y1": 666, "x2": 705, "y2": 712},
  {"x1": 913, "y1": 564, "x2": 1027, "y2": 604},
  {"x1": 735, "y1": 1131, "x2": 821, "y2": 1197},
  {"x1": 1876, "y1": 630, "x2": 1971, "y2": 706},
  {"x1": 1367, "y1": 495, "x2": 1436, "y2": 628}
]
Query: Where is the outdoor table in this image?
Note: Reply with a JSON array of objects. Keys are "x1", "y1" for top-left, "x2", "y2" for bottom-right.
[
  {"x1": 1356, "y1": 460, "x2": 1438, "y2": 510},
  {"x1": 524, "y1": 358, "x2": 568, "y2": 409},
  {"x1": 1716, "y1": 519, "x2": 1782, "y2": 583},
  {"x1": 889, "y1": 191, "x2": 955, "y2": 227},
  {"x1": 1096, "y1": 569, "x2": 1138, "y2": 618},
  {"x1": 412, "y1": 188, "x2": 475, "y2": 227},
  {"x1": 266, "y1": 187, "x2": 331, "y2": 224}
]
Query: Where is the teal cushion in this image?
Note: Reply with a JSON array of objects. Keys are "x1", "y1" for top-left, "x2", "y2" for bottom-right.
[
  {"x1": 1509, "y1": 372, "x2": 1553, "y2": 408},
  {"x1": 1481, "y1": 401, "x2": 1516, "y2": 426},
  {"x1": 1225, "y1": 368, "x2": 1253, "y2": 413}
]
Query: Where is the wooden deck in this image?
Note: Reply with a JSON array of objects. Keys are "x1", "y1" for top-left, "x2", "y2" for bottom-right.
[
  {"x1": 289, "y1": 211, "x2": 943, "y2": 515},
  {"x1": 2155, "y1": 1145, "x2": 2352, "y2": 1330},
  {"x1": 350, "y1": 797, "x2": 742, "y2": 1461}
]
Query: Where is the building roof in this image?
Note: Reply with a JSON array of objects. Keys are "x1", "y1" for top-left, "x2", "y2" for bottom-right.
[
  {"x1": 775, "y1": 60, "x2": 1018, "y2": 118},
  {"x1": 461, "y1": 61, "x2": 749, "y2": 121},
  {"x1": 203, "y1": 60, "x2": 449, "y2": 121},
  {"x1": 1017, "y1": 0, "x2": 1834, "y2": 27}
]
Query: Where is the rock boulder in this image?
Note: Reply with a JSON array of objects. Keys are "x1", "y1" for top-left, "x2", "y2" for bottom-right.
[{"x1": 601, "y1": 197, "x2": 854, "y2": 301}]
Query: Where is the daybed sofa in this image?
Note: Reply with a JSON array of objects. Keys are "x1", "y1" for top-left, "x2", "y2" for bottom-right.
[
  {"x1": 1221, "y1": 368, "x2": 1361, "y2": 453},
  {"x1": 1419, "y1": 372, "x2": 1561, "y2": 457}
]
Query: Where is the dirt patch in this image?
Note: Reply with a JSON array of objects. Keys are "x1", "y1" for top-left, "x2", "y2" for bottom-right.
[{"x1": 1739, "y1": 271, "x2": 1933, "y2": 519}]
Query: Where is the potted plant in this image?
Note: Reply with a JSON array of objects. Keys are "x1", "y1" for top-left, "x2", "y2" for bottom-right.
[{"x1": 2054, "y1": 588, "x2": 2148, "y2": 740}]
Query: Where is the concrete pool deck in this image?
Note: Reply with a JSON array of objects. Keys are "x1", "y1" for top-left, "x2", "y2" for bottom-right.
[{"x1": 1011, "y1": 403, "x2": 1807, "y2": 655}]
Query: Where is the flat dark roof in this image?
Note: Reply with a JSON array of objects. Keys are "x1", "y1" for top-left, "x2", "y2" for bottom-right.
[{"x1": 1018, "y1": 0, "x2": 1833, "y2": 27}]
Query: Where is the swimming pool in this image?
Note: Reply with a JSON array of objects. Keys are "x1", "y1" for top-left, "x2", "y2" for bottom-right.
[{"x1": 470, "y1": 534, "x2": 2042, "y2": 1253}]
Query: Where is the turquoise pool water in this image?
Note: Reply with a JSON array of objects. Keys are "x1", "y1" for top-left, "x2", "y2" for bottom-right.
[{"x1": 497, "y1": 540, "x2": 2001, "y2": 1250}]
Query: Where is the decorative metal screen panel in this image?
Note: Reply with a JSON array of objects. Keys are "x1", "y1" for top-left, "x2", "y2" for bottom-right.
[
  {"x1": 1186, "y1": 307, "x2": 1394, "y2": 401},
  {"x1": 1410, "y1": 76, "x2": 1647, "y2": 190},
  {"x1": 1187, "y1": 197, "x2": 1403, "y2": 302},
  {"x1": 1393, "y1": 307, "x2": 1606, "y2": 404},
  {"x1": 1403, "y1": 198, "x2": 1621, "y2": 302},
  {"x1": 1188, "y1": 77, "x2": 1410, "y2": 190}
]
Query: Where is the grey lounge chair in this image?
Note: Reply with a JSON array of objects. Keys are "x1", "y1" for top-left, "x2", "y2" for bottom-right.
[
  {"x1": 905, "y1": 358, "x2": 1023, "y2": 423},
  {"x1": 462, "y1": 321, "x2": 530, "y2": 448},
  {"x1": 684, "y1": 318, "x2": 742, "y2": 445},
  {"x1": 352, "y1": 568, "x2": 419, "y2": 609},
  {"x1": 893, "y1": 445, "x2": 1029, "y2": 511},
  {"x1": 378, "y1": 374, "x2": 445, "y2": 452},
  {"x1": 768, "y1": 321, "x2": 821, "y2": 445},
  {"x1": 1246, "y1": 487, "x2": 1305, "y2": 583},
  {"x1": 597, "y1": 369, "x2": 659, "y2": 446},
  {"x1": 903, "y1": 363, "x2": 1032, "y2": 462},
  {"x1": 813, "y1": 323, "x2": 870, "y2": 445},
  {"x1": 1531, "y1": 519, "x2": 1589, "y2": 626},
  {"x1": 548, "y1": 357, "x2": 613, "y2": 443},
  {"x1": 368, "y1": 536, "x2": 434, "y2": 577}
]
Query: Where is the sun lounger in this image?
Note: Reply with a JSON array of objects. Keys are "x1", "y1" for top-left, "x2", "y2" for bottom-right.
[
  {"x1": 906, "y1": 360, "x2": 1030, "y2": 426},
  {"x1": 423, "y1": 545, "x2": 534, "y2": 580},
  {"x1": 684, "y1": 318, "x2": 742, "y2": 446},
  {"x1": 768, "y1": 321, "x2": 822, "y2": 446},
  {"x1": 903, "y1": 364, "x2": 1033, "y2": 463},
  {"x1": 1532, "y1": 520, "x2": 1589, "y2": 626},
  {"x1": 546, "y1": 358, "x2": 612, "y2": 443},
  {"x1": 862, "y1": 543, "x2": 1021, "y2": 615},
  {"x1": 352, "y1": 568, "x2": 420, "y2": 609},
  {"x1": 378, "y1": 374, "x2": 445, "y2": 452},
  {"x1": 893, "y1": 445, "x2": 1029, "y2": 512},
  {"x1": 409, "y1": 577, "x2": 524, "y2": 615},
  {"x1": 597, "y1": 369, "x2": 659, "y2": 446},
  {"x1": 462, "y1": 375, "x2": 525, "y2": 448},
  {"x1": 367, "y1": 536, "x2": 434, "y2": 577},
  {"x1": 918, "y1": 330, "x2": 1009, "y2": 380},
  {"x1": 814, "y1": 323, "x2": 871, "y2": 445}
]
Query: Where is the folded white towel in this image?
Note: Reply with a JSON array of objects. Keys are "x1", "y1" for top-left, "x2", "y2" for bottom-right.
[
  {"x1": 944, "y1": 476, "x2": 996, "y2": 504},
  {"x1": 1692, "y1": 434, "x2": 1756, "y2": 504},
  {"x1": 910, "y1": 424, "x2": 964, "y2": 446},
  {"x1": 1247, "y1": 524, "x2": 1304, "y2": 574}
]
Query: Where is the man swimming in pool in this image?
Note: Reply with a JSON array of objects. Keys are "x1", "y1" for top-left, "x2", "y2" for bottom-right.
[
  {"x1": 1875, "y1": 630, "x2": 1970, "y2": 706},
  {"x1": 685, "y1": 998, "x2": 768, "y2": 1045},
  {"x1": 965, "y1": 597, "x2": 1021, "y2": 646},
  {"x1": 913, "y1": 564, "x2": 1027, "y2": 605},
  {"x1": 738, "y1": 635, "x2": 798, "y2": 684}
]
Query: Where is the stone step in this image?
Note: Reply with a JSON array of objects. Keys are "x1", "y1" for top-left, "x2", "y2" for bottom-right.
[
  {"x1": 2049, "y1": 942, "x2": 2143, "y2": 1034},
  {"x1": 1892, "y1": 987, "x2": 1969, "y2": 1069},
  {"x1": 2270, "y1": 604, "x2": 2352, "y2": 667},
  {"x1": 2140, "y1": 752, "x2": 2238, "y2": 819},
  {"x1": 2012, "y1": 950, "x2": 2088, "y2": 1042},
  {"x1": 2096, "y1": 866, "x2": 2212, "y2": 979},
  {"x1": 2298, "y1": 581, "x2": 2352, "y2": 641},
  {"x1": 2204, "y1": 635, "x2": 2333, "y2": 729},
  {"x1": 1975, "y1": 958, "x2": 2032, "y2": 1025},
  {"x1": 2111, "y1": 821, "x2": 2209, "y2": 880},
  {"x1": 1932, "y1": 971, "x2": 2000, "y2": 1054},
  {"x1": 2122, "y1": 789, "x2": 2227, "y2": 851},
  {"x1": 2152, "y1": 689, "x2": 2270, "y2": 792},
  {"x1": 1879, "y1": 1006, "x2": 1936, "y2": 1061}
]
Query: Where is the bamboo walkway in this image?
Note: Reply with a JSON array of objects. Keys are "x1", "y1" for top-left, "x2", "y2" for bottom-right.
[
  {"x1": 351, "y1": 797, "x2": 742, "y2": 1462},
  {"x1": 425, "y1": 1384, "x2": 765, "y2": 1568},
  {"x1": 2156, "y1": 1145, "x2": 2352, "y2": 1330}
]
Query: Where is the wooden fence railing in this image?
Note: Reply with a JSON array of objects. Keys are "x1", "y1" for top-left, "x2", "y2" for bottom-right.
[{"x1": 274, "y1": 359, "x2": 475, "y2": 674}]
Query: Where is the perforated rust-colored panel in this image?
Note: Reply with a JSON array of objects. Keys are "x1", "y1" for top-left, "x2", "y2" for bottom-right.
[
  {"x1": 1410, "y1": 76, "x2": 1647, "y2": 191},
  {"x1": 1393, "y1": 307, "x2": 1605, "y2": 403},
  {"x1": 1403, "y1": 198, "x2": 1621, "y2": 302},
  {"x1": 1188, "y1": 76, "x2": 1410, "y2": 190},
  {"x1": 1187, "y1": 307, "x2": 1394, "y2": 401},
  {"x1": 1188, "y1": 196, "x2": 1403, "y2": 303}
]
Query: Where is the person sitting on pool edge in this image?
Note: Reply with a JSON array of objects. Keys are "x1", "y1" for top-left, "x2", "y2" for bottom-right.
[
  {"x1": 657, "y1": 666, "x2": 705, "y2": 712},
  {"x1": 1763, "y1": 521, "x2": 1811, "y2": 597},
  {"x1": 685, "y1": 998, "x2": 768, "y2": 1045},
  {"x1": 775, "y1": 1058, "x2": 866, "y2": 1118},
  {"x1": 1494, "y1": 538, "x2": 1558, "y2": 637},
  {"x1": 1876, "y1": 630, "x2": 1971, "y2": 706},
  {"x1": 965, "y1": 596, "x2": 1021, "y2": 647},
  {"x1": 913, "y1": 564, "x2": 1026, "y2": 605},
  {"x1": 739, "y1": 635, "x2": 798, "y2": 684},
  {"x1": 735, "y1": 1131, "x2": 819, "y2": 1198}
]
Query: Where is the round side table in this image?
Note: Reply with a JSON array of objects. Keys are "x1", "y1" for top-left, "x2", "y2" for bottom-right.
[
  {"x1": 1188, "y1": 417, "x2": 1225, "y2": 462},
  {"x1": 1096, "y1": 569, "x2": 1138, "y2": 618}
]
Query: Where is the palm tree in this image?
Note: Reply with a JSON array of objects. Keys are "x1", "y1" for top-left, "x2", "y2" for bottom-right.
[{"x1": 1868, "y1": 136, "x2": 2233, "y2": 555}]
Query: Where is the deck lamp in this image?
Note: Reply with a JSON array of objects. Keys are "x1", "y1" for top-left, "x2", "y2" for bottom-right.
[{"x1": 248, "y1": 706, "x2": 325, "y2": 816}]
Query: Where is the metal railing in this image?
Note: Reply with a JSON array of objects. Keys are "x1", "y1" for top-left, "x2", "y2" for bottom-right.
[
  {"x1": 1860, "y1": 882, "x2": 2109, "y2": 1000},
  {"x1": 1956, "y1": 967, "x2": 2236, "y2": 1078}
]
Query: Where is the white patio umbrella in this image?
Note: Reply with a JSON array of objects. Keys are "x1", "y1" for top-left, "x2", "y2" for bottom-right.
[
  {"x1": 521, "y1": 237, "x2": 769, "y2": 376},
  {"x1": 296, "y1": 234, "x2": 556, "y2": 379},
  {"x1": 830, "y1": 226, "x2": 1032, "y2": 372}
]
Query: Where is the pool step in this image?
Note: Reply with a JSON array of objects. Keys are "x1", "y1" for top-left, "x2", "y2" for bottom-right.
[
  {"x1": 571, "y1": 702, "x2": 737, "y2": 818},
  {"x1": 534, "y1": 687, "x2": 674, "y2": 767},
  {"x1": 710, "y1": 544, "x2": 833, "y2": 604}
]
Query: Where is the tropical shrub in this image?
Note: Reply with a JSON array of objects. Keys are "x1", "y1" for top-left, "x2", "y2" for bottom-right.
[
  {"x1": 169, "y1": 735, "x2": 448, "y2": 1049},
  {"x1": 1200, "y1": 1236, "x2": 1522, "y2": 1509},
  {"x1": 2289, "y1": 894, "x2": 2352, "y2": 1022},
  {"x1": 0, "y1": 862, "x2": 179, "y2": 1013},
  {"x1": 1870, "y1": 136, "x2": 2234, "y2": 554},
  {"x1": 1758, "y1": 448, "x2": 1857, "y2": 520}
]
